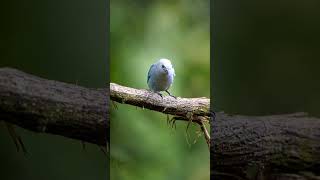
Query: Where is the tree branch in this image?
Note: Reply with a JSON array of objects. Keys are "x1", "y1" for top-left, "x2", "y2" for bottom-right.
[
  {"x1": 110, "y1": 82, "x2": 211, "y2": 146},
  {"x1": 110, "y1": 83, "x2": 210, "y2": 119},
  {"x1": 2, "y1": 68, "x2": 319, "y2": 179},
  {"x1": 211, "y1": 112, "x2": 320, "y2": 179},
  {"x1": 0, "y1": 68, "x2": 108, "y2": 146}
]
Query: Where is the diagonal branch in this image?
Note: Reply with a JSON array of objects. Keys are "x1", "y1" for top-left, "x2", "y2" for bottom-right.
[
  {"x1": 110, "y1": 83, "x2": 210, "y2": 120},
  {"x1": 110, "y1": 83, "x2": 211, "y2": 146},
  {"x1": 0, "y1": 67, "x2": 209, "y2": 148},
  {"x1": 0, "y1": 68, "x2": 108, "y2": 146}
]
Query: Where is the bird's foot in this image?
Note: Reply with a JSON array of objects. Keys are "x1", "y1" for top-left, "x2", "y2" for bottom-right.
[
  {"x1": 156, "y1": 92, "x2": 163, "y2": 99},
  {"x1": 165, "y1": 90, "x2": 177, "y2": 99}
]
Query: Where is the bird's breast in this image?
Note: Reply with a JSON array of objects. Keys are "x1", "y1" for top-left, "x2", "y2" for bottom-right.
[{"x1": 149, "y1": 71, "x2": 173, "y2": 91}]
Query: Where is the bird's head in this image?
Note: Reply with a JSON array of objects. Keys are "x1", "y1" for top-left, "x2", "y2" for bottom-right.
[{"x1": 158, "y1": 58, "x2": 173, "y2": 74}]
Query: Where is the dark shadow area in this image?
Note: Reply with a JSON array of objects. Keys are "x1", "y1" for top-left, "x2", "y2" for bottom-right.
[
  {"x1": 0, "y1": 0, "x2": 108, "y2": 179},
  {"x1": 212, "y1": 1, "x2": 320, "y2": 179},
  {"x1": 213, "y1": 0, "x2": 320, "y2": 116}
]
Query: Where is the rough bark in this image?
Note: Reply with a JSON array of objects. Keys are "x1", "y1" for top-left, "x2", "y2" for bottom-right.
[
  {"x1": 110, "y1": 83, "x2": 210, "y2": 121},
  {"x1": 110, "y1": 82, "x2": 211, "y2": 146},
  {"x1": 211, "y1": 112, "x2": 320, "y2": 180},
  {"x1": 2, "y1": 68, "x2": 320, "y2": 179},
  {"x1": 0, "y1": 68, "x2": 211, "y2": 147},
  {"x1": 0, "y1": 67, "x2": 108, "y2": 146}
]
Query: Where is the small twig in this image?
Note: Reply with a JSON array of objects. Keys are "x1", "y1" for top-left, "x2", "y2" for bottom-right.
[
  {"x1": 99, "y1": 146, "x2": 107, "y2": 156},
  {"x1": 5, "y1": 121, "x2": 21, "y2": 152},
  {"x1": 198, "y1": 120, "x2": 210, "y2": 149},
  {"x1": 4, "y1": 122, "x2": 28, "y2": 155},
  {"x1": 173, "y1": 116, "x2": 210, "y2": 149}
]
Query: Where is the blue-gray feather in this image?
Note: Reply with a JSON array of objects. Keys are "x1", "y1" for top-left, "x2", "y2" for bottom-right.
[
  {"x1": 147, "y1": 64, "x2": 155, "y2": 83},
  {"x1": 147, "y1": 59, "x2": 175, "y2": 93}
]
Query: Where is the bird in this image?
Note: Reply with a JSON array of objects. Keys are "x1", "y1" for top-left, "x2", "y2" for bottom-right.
[{"x1": 147, "y1": 58, "x2": 176, "y2": 98}]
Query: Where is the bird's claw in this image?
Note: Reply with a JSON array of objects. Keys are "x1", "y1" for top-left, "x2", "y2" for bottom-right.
[
  {"x1": 157, "y1": 92, "x2": 163, "y2": 99},
  {"x1": 170, "y1": 95, "x2": 177, "y2": 99},
  {"x1": 165, "y1": 90, "x2": 177, "y2": 99}
]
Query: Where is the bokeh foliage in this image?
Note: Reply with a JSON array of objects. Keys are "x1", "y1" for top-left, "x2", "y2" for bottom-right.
[{"x1": 110, "y1": 0, "x2": 210, "y2": 180}]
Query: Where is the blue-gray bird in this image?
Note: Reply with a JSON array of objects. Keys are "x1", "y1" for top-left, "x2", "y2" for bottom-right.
[{"x1": 147, "y1": 58, "x2": 176, "y2": 98}]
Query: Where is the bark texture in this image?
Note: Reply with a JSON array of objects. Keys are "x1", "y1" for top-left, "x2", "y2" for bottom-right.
[
  {"x1": 0, "y1": 68, "x2": 108, "y2": 146},
  {"x1": 211, "y1": 112, "x2": 320, "y2": 180},
  {"x1": 110, "y1": 82, "x2": 211, "y2": 146},
  {"x1": 2, "y1": 68, "x2": 319, "y2": 179},
  {"x1": 110, "y1": 83, "x2": 210, "y2": 122}
]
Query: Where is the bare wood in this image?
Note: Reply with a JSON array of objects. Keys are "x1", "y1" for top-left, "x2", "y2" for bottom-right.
[
  {"x1": 0, "y1": 68, "x2": 108, "y2": 146},
  {"x1": 110, "y1": 82, "x2": 211, "y2": 147},
  {"x1": 110, "y1": 83, "x2": 210, "y2": 121},
  {"x1": 211, "y1": 112, "x2": 320, "y2": 179}
]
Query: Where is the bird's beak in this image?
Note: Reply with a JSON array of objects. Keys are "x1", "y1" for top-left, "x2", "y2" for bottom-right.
[{"x1": 162, "y1": 66, "x2": 168, "y2": 74}]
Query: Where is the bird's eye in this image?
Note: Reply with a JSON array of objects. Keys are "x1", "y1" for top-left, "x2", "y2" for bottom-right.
[{"x1": 162, "y1": 65, "x2": 165, "y2": 68}]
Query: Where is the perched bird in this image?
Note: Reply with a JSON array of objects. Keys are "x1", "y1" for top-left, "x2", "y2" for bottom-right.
[{"x1": 147, "y1": 58, "x2": 176, "y2": 98}]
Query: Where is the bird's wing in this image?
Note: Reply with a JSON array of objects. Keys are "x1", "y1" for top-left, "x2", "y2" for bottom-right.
[{"x1": 147, "y1": 64, "x2": 155, "y2": 83}]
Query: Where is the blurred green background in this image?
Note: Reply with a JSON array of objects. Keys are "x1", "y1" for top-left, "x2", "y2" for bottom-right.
[
  {"x1": 213, "y1": 0, "x2": 320, "y2": 116},
  {"x1": 0, "y1": 0, "x2": 107, "y2": 179},
  {"x1": 110, "y1": 0, "x2": 210, "y2": 180}
]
